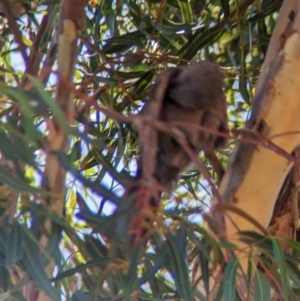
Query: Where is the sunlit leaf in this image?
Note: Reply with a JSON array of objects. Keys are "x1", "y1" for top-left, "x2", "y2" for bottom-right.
[{"x1": 0, "y1": 165, "x2": 45, "y2": 194}]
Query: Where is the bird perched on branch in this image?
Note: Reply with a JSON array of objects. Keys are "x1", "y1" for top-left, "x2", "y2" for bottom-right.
[{"x1": 126, "y1": 60, "x2": 228, "y2": 243}]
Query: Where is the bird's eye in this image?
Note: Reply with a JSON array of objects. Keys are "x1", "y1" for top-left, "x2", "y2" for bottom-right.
[{"x1": 171, "y1": 138, "x2": 179, "y2": 147}]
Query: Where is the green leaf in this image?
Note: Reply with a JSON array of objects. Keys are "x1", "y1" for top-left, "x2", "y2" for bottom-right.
[
  {"x1": 247, "y1": 0, "x2": 282, "y2": 22},
  {"x1": 178, "y1": 0, "x2": 193, "y2": 24},
  {"x1": 26, "y1": 74, "x2": 70, "y2": 134},
  {"x1": 0, "y1": 131, "x2": 35, "y2": 166},
  {"x1": 0, "y1": 266, "x2": 9, "y2": 293},
  {"x1": 287, "y1": 238, "x2": 300, "y2": 256},
  {"x1": 261, "y1": 0, "x2": 273, "y2": 13},
  {"x1": 22, "y1": 237, "x2": 61, "y2": 301},
  {"x1": 220, "y1": 0, "x2": 230, "y2": 18},
  {"x1": 153, "y1": 19, "x2": 198, "y2": 35},
  {"x1": 103, "y1": 34, "x2": 145, "y2": 54},
  {"x1": 286, "y1": 260, "x2": 300, "y2": 288},
  {"x1": 93, "y1": 148, "x2": 128, "y2": 186},
  {"x1": 9, "y1": 275, "x2": 31, "y2": 295},
  {"x1": 84, "y1": 235, "x2": 108, "y2": 260},
  {"x1": 0, "y1": 85, "x2": 40, "y2": 142},
  {"x1": 198, "y1": 237, "x2": 210, "y2": 295},
  {"x1": 5, "y1": 223, "x2": 24, "y2": 268},
  {"x1": 178, "y1": 27, "x2": 225, "y2": 60},
  {"x1": 239, "y1": 72, "x2": 250, "y2": 104},
  {"x1": 124, "y1": 242, "x2": 141, "y2": 295},
  {"x1": 11, "y1": 291, "x2": 27, "y2": 301},
  {"x1": 254, "y1": 270, "x2": 270, "y2": 301},
  {"x1": 114, "y1": 70, "x2": 149, "y2": 80},
  {"x1": 126, "y1": 1, "x2": 142, "y2": 25},
  {"x1": 223, "y1": 257, "x2": 238, "y2": 301},
  {"x1": 139, "y1": 246, "x2": 168, "y2": 285},
  {"x1": 52, "y1": 258, "x2": 111, "y2": 281},
  {"x1": 0, "y1": 165, "x2": 45, "y2": 194},
  {"x1": 55, "y1": 150, "x2": 122, "y2": 206},
  {"x1": 272, "y1": 239, "x2": 289, "y2": 301},
  {"x1": 166, "y1": 233, "x2": 193, "y2": 301},
  {"x1": 68, "y1": 140, "x2": 82, "y2": 162},
  {"x1": 189, "y1": 226, "x2": 223, "y2": 270}
]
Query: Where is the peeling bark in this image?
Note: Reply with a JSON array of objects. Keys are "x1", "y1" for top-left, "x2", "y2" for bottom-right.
[
  {"x1": 196, "y1": 0, "x2": 300, "y2": 298},
  {"x1": 219, "y1": 0, "x2": 300, "y2": 255}
]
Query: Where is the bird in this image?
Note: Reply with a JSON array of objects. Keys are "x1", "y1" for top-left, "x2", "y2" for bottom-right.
[{"x1": 126, "y1": 60, "x2": 228, "y2": 243}]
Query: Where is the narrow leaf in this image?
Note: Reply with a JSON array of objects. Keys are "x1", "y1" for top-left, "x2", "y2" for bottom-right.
[
  {"x1": 254, "y1": 270, "x2": 270, "y2": 301},
  {"x1": 26, "y1": 75, "x2": 69, "y2": 133},
  {"x1": 166, "y1": 233, "x2": 193, "y2": 301},
  {"x1": 52, "y1": 258, "x2": 111, "y2": 281},
  {"x1": 220, "y1": 0, "x2": 230, "y2": 18},
  {"x1": 5, "y1": 223, "x2": 24, "y2": 268},
  {"x1": 0, "y1": 165, "x2": 45, "y2": 194},
  {"x1": 139, "y1": 246, "x2": 168, "y2": 285},
  {"x1": 124, "y1": 242, "x2": 141, "y2": 295},
  {"x1": 223, "y1": 258, "x2": 238, "y2": 301},
  {"x1": 272, "y1": 239, "x2": 289, "y2": 301},
  {"x1": 22, "y1": 239, "x2": 60, "y2": 301}
]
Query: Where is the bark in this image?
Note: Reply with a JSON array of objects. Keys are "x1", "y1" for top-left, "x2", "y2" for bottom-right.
[
  {"x1": 24, "y1": 1, "x2": 87, "y2": 301},
  {"x1": 196, "y1": 0, "x2": 300, "y2": 298},
  {"x1": 218, "y1": 0, "x2": 300, "y2": 263},
  {"x1": 0, "y1": 1, "x2": 64, "y2": 299}
]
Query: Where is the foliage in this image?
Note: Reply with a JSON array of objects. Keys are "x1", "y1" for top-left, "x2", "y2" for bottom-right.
[{"x1": 0, "y1": 0, "x2": 299, "y2": 300}]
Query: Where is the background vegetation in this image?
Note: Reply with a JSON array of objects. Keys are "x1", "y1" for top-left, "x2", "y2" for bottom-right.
[{"x1": 1, "y1": 0, "x2": 300, "y2": 300}]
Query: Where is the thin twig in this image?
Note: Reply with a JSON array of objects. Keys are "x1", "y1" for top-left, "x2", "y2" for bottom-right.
[{"x1": 0, "y1": 0, "x2": 32, "y2": 74}]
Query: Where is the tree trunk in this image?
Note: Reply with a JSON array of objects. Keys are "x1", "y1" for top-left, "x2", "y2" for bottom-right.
[{"x1": 197, "y1": 0, "x2": 300, "y2": 298}]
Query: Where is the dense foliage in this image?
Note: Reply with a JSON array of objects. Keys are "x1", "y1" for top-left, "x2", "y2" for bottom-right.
[{"x1": 2, "y1": 0, "x2": 300, "y2": 300}]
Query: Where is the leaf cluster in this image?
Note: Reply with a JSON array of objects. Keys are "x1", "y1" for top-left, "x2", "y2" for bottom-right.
[{"x1": 0, "y1": 0, "x2": 293, "y2": 300}]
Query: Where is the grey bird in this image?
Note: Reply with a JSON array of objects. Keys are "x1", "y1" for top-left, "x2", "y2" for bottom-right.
[
  {"x1": 128, "y1": 60, "x2": 228, "y2": 242},
  {"x1": 141, "y1": 61, "x2": 227, "y2": 185}
]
